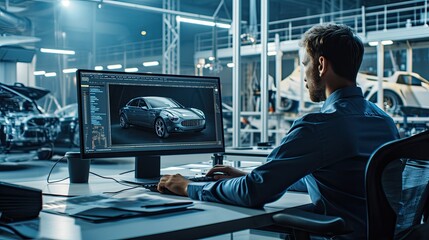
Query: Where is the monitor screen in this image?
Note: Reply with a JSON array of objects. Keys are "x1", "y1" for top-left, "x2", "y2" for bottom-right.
[{"x1": 76, "y1": 70, "x2": 224, "y2": 182}]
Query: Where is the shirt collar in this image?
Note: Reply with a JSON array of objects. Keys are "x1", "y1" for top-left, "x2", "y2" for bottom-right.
[{"x1": 321, "y1": 86, "x2": 363, "y2": 112}]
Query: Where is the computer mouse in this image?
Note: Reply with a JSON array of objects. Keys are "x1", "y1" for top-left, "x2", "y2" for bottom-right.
[{"x1": 159, "y1": 187, "x2": 178, "y2": 195}]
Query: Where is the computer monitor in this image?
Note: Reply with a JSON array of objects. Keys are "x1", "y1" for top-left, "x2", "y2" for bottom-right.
[{"x1": 76, "y1": 69, "x2": 225, "y2": 183}]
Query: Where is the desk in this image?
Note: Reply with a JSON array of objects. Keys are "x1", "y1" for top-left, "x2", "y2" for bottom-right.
[
  {"x1": 0, "y1": 159, "x2": 310, "y2": 240},
  {"x1": 4, "y1": 181, "x2": 310, "y2": 240}
]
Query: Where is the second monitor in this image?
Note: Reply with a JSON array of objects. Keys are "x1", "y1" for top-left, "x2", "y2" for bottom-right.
[{"x1": 76, "y1": 70, "x2": 225, "y2": 183}]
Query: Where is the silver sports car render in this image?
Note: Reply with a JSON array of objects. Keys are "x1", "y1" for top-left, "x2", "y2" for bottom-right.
[
  {"x1": 279, "y1": 67, "x2": 429, "y2": 114},
  {"x1": 119, "y1": 96, "x2": 206, "y2": 138}
]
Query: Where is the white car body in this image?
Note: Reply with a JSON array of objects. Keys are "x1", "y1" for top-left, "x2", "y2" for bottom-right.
[{"x1": 279, "y1": 67, "x2": 429, "y2": 114}]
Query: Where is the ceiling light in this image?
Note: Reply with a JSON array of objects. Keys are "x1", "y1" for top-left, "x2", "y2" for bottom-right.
[
  {"x1": 61, "y1": 0, "x2": 70, "y2": 7},
  {"x1": 208, "y1": 56, "x2": 215, "y2": 61},
  {"x1": 125, "y1": 67, "x2": 139, "y2": 72},
  {"x1": 368, "y1": 40, "x2": 394, "y2": 46},
  {"x1": 143, "y1": 61, "x2": 159, "y2": 67},
  {"x1": 141, "y1": 31, "x2": 147, "y2": 36},
  {"x1": 227, "y1": 63, "x2": 234, "y2": 68},
  {"x1": 34, "y1": 71, "x2": 46, "y2": 76},
  {"x1": 63, "y1": 68, "x2": 77, "y2": 73},
  {"x1": 94, "y1": 66, "x2": 103, "y2": 70},
  {"x1": 40, "y1": 48, "x2": 75, "y2": 55},
  {"x1": 107, "y1": 64, "x2": 122, "y2": 70},
  {"x1": 215, "y1": 23, "x2": 231, "y2": 29},
  {"x1": 381, "y1": 40, "x2": 393, "y2": 45},
  {"x1": 45, "y1": 72, "x2": 57, "y2": 77},
  {"x1": 176, "y1": 16, "x2": 231, "y2": 29}
]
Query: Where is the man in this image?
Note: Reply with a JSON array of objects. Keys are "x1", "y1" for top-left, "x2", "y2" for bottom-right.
[{"x1": 157, "y1": 23, "x2": 399, "y2": 239}]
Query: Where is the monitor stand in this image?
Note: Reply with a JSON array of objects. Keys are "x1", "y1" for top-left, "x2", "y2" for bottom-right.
[{"x1": 119, "y1": 156, "x2": 161, "y2": 184}]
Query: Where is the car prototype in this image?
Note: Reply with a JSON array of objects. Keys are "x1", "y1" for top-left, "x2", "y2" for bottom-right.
[
  {"x1": 0, "y1": 83, "x2": 61, "y2": 159},
  {"x1": 279, "y1": 68, "x2": 429, "y2": 114},
  {"x1": 54, "y1": 103, "x2": 79, "y2": 148},
  {"x1": 119, "y1": 96, "x2": 206, "y2": 138}
]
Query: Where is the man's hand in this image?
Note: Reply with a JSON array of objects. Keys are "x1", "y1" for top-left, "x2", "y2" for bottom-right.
[
  {"x1": 157, "y1": 174, "x2": 190, "y2": 196},
  {"x1": 205, "y1": 165, "x2": 246, "y2": 180}
]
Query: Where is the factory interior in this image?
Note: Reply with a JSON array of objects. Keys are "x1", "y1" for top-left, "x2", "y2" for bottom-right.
[{"x1": 0, "y1": 0, "x2": 428, "y2": 239}]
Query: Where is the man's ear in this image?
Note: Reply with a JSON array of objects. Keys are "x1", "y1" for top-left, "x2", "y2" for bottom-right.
[{"x1": 318, "y1": 56, "x2": 328, "y2": 77}]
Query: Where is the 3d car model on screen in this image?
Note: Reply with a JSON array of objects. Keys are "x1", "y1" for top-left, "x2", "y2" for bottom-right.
[
  {"x1": 119, "y1": 96, "x2": 206, "y2": 138},
  {"x1": 279, "y1": 68, "x2": 429, "y2": 114},
  {"x1": 0, "y1": 83, "x2": 61, "y2": 159}
]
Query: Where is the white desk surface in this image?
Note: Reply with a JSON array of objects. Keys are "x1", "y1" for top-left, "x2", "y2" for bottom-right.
[
  {"x1": 0, "y1": 158, "x2": 310, "y2": 240},
  {"x1": 6, "y1": 179, "x2": 310, "y2": 240}
]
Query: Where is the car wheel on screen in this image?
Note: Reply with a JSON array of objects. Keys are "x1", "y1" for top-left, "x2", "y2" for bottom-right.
[
  {"x1": 119, "y1": 114, "x2": 129, "y2": 129},
  {"x1": 155, "y1": 118, "x2": 169, "y2": 138}
]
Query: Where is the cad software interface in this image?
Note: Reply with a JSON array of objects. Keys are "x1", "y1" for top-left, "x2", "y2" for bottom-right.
[{"x1": 78, "y1": 70, "x2": 224, "y2": 155}]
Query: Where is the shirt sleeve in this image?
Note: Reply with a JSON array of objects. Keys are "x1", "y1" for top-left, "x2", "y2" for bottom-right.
[{"x1": 187, "y1": 119, "x2": 326, "y2": 207}]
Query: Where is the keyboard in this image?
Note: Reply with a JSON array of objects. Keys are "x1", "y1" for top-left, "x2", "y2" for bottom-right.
[{"x1": 143, "y1": 176, "x2": 216, "y2": 193}]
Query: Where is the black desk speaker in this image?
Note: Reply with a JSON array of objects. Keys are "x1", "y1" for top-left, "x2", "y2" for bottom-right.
[{"x1": 0, "y1": 181, "x2": 42, "y2": 222}]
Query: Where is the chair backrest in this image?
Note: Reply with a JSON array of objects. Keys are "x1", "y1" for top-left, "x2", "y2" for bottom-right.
[{"x1": 365, "y1": 130, "x2": 429, "y2": 239}]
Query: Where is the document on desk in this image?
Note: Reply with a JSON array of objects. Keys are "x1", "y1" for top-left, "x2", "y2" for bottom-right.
[{"x1": 43, "y1": 194, "x2": 194, "y2": 222}]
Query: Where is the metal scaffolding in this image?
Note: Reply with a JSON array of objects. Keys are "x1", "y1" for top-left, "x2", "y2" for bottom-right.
[
  {"x1": 232, "y1": 0, "x2": 241, "y2": 148},
  {"x1": 162, "y1": 0, "x2": 180, "y2": 74}
]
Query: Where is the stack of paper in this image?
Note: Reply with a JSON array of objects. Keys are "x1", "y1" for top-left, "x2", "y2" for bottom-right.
[{"x1": 43, "y1": 194, "x2": 194, "y2": 222}]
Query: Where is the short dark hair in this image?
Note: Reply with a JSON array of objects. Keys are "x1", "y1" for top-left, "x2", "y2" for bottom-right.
[{"x1": 300, "y1": 23, "x2": 364, "y2": 82}]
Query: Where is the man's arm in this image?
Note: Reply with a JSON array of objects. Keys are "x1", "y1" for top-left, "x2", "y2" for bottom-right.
[{"x1": 184, "y1": 121, "x2": 325, "y2": 207}]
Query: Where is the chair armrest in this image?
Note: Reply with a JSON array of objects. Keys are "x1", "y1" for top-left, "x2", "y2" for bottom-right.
[{"x1": 272, "y1": 208, "x2": 351, "y2": 236}]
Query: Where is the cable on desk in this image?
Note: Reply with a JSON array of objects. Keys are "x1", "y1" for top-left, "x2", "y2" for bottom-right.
[
  {"x1": 89, "y1": 172, "x2": 136, "y2": 188},
  {"x1": 46, "y1": 156, "x2": 69, "y2": 184},
  {"x1": 46, "y1": 158, "x2": 145, "y2": 196},
  {"x1": 46, "y1": 157, "x2": 137, "y2": 187},
  {"x1": 118, "y1": 169, "x2": 134, "y2": 175},
  {"x1": 102, "y1": 186, "x2": 141, "y2": 196}
]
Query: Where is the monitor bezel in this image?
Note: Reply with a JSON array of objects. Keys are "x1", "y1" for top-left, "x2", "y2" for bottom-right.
[{"x1": 76, "y1": 69, "x2": 225, "y2": 160}]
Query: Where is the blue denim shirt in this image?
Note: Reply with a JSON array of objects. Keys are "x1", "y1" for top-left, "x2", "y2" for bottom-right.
[{"x1": 187, "y1": 86, "x2": 399, "y2": 239}]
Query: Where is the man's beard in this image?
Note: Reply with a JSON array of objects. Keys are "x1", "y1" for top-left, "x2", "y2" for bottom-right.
[{"x1": 308, "y1": 69, "x2": 326, "y2": 102}]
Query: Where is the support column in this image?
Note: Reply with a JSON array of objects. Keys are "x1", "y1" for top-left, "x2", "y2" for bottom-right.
[
  {"x1": 232, "y1": 0, "x2": 241, "y2": 148},
  {"x1": 260, "y1": 0, "x2": 269, "y2": 143},
  {"x1": 275, "y1": 34, "x2": 283, "y2": 146},
  {"x1": 377, "y1": 42, "x2": 384, "y2": 110},
  {"x1": 406, "y1": 42, "x2": 412, "y2": 72},
  {"x1": 275, "y1": 34, "x2": 283, "y2": 112}
]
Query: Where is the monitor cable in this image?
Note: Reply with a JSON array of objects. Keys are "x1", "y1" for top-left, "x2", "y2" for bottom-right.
[
  {"x1": 46, "y1": 157, "x2": 141, "y2": 192},
  {"x1": 46, "y1": 156, "x2": 68, "y2": 184}
]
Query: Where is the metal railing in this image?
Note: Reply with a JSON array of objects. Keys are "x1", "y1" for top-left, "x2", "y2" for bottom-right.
[
  {"x1": 95, "y1": 39, "x2": 162, "y2": 66},
  {"x1": 195, "y1": 0, "x2": 429, "y2": 53}
]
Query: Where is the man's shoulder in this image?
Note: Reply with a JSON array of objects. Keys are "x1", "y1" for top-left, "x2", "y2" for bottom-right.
[{"x1": 295, "y1": 112, "x2": 334, "y2": 125}]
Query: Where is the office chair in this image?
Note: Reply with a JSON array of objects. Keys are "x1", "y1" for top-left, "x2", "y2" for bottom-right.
[{"x1": 271, "y1": 130, "x2": 429, "y2": 240}]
